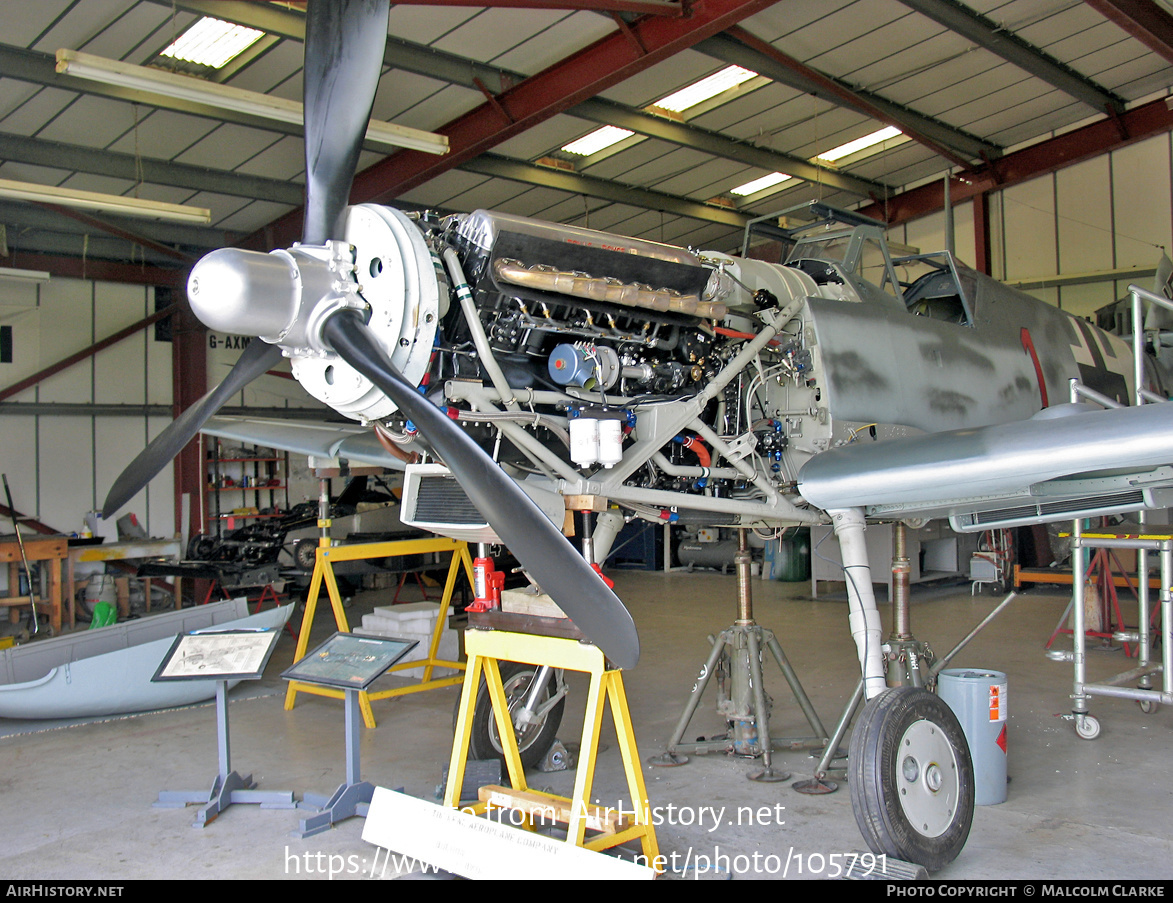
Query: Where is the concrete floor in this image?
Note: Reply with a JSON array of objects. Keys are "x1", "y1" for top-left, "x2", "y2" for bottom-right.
[{"x1": 1, "y1": 569, "x2": 1171, "y2": 881}]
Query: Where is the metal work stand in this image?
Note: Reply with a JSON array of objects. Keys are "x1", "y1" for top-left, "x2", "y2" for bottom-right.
[
  {"x1": 154, "y1": 681, "x2": 296, "y2": 828},
  {"x1": 294, "y1": 689, "x2": 374, "y2": 837},
  {"x1": 649, "y1": 530, "x2": 829, "y2": 782},
  {"x1": 1054, "y1": 520, "x2": 1173, "y2": 740}
]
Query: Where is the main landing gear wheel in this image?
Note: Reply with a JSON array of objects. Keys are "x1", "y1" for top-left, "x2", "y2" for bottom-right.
[
  {"x1": 849, "y1": 687, "x2": 974, "y2": 872},
  {"x1": 459, "y1": 661, "x2": 565, "y2": 771}
]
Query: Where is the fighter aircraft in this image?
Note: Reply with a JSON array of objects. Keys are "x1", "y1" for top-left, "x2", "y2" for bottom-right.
[{"x1": 101, "y1": 0, "x2": 1173, "y2": 872}]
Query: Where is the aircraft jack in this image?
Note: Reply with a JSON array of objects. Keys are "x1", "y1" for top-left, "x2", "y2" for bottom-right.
[
  {"x1": 648, "y1": 530, "x2": 830, "y2": 782},
  {"x1": 445, "y1": 628, "x2": 659, "y2": 863}
]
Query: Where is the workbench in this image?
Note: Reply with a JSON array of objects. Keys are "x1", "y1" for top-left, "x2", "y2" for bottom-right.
[
  {"x1": 0, "y1": 533, "x2": 66, "y2": 634},
  {"x1": 66, "y1": 537, "x2": 183, "y2": 628}
]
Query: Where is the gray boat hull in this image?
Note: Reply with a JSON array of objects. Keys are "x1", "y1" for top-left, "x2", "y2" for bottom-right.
[{"x1": 0, "y1": 599, "x2": 293, "y2": 720}]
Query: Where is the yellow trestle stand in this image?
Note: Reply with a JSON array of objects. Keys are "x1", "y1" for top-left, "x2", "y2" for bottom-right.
[
  {"x1": 284, "y1": 535, "x2": 475, "y2": 728},
  {"x1": 445, "y1": 628, "x2": 659, "y2": 865}
]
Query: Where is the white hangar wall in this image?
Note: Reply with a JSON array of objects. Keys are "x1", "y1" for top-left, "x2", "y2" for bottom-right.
[{"x1": 0, "y1": 277, "x2": 325, "y2": 539}]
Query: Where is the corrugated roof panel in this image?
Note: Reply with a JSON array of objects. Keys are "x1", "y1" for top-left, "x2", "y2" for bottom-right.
[
  {"x1": 492, "y1": 113, "x2": 589, "y2": 161},
  {"x1": 220, "y1": 37, "x2": 304, "y2": 100},
  {"x1": 1097, "y1": 59, "x2": 1173, "y2": 100},
  {"x1": 740, "y1": 0, "x2": 862, "y2": 44},
  {"x1": 104, "y1": 109, "x2": 218, "y2": 160},
  {"x1": 0, "y1": 86, "x2": 78, "y2": 138},
  {"x1": 76, "y1": 2, "x2": 173, "y2": 62},
  {"x1": 386, "y1": 4, "x2": 484, "y2": 46},
  {"x1": 0, "y1": 79, "x2": 45, "y2": 121},
  {"x1": 0, "y1": 0, "x2": 73, "y2": 48},
  {"x1": 36, "y1": 93, "x2": 138, "y2": 149},
  {"x1": 431, "y1": 8, "x2": 571, "y2": 66},
  {"x1": 173, "y1": 123, "x2": 287, "y2": 170},
  {"x1": 492, "y1": 11, "x2": 616, "y2": 77},
  {"x1": 373, "y1": 69, "x2": 453, "y2": 122},
  {"x1": 444, "y1": 176, "x2": 536, "y2": 214},
  {"x1": 0, "y1": 161, "x2": 73, "y2": 186},
  {"x1": 396, "y1": 168, "x2": 491, "y2": 208},
  {"x1": 182, "y1": 189, "x2": 253, "y2": 227},
  {"x1": 389, "y1": 83, "x2": 483, "y2": 133},
  {"x1": 215, "y1": 199, "x2": 296, "y2": 233},
  {"x1": 686, "y1": 82, "x2": 807, "y2": 136},
  {"x1": 492, "y1": 185, "x2": 578, "y2": 218},
  {"x1": 233, "y1": 135, "x2": 305, "y2": 183},
  {"x1": 32, "y1": 0, "x2": 175, "y2": 55},
  {"x1": 577, "y1": 138, "x2": 687, "y2": 181},
  {"x1": 597, "y1": 49, "x2": 723, "y2": 107},
  {"x1": 656, "y1": 157, "x2": 750, "y2": 198},
  {"x1": 787, "y1": 0, "x2": 908, "y2": 67}
]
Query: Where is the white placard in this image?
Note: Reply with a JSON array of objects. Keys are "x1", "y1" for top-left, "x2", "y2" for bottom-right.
[{"x1": 361, "y1": 787, "x2": 654, "y2": 881}]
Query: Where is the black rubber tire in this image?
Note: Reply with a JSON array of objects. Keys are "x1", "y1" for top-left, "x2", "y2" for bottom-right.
[
  {"x1": 293, "y1": 539, "x2": 318, "y2": 572},
  {"x1": 458, "y1": 661, "x2": 565, "y2": 771},
  {"x1": 849, "y1": 686, "x2": 975, "y2": 872}
]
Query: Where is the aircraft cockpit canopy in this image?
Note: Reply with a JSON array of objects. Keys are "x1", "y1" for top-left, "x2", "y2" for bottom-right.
[{"x1": 895, "y1": 252, "x2": 977, "y2": 327}]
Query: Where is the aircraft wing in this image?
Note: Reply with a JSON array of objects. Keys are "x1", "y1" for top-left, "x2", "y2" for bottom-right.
[
  {"x1": 797, "y1": 401, "x2": 1173, "y2": 531},
  {"x1": 202, "y1": 415, "x2": 410, "y2": 471}
]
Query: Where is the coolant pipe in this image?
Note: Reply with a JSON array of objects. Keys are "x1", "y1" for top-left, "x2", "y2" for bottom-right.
[
  {"x1": 442, "y1": 248, "x2": 519, "y2": 412},
  {"x1": 829, "y1": 508, "x2": 887, "y2": 698}
]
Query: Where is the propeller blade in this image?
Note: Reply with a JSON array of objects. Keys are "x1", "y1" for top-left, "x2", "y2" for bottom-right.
[
  {"x1": 102, "y1": 340, "x2": 283, "y2": 518},
  {"x1": 321, "y1": 309, "x2": 640, "y2": 670},
  {"x1": 302, "y1": 0, "x2": 390, "y2": 245}
]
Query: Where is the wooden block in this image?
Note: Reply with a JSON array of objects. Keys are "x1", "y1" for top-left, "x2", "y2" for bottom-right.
[
  {"x1": 563, "y1": 495, "x2": 609, "y2": 513},
  {"x1": 477, "y1": 785, "x2": 631, "y2": 834},
  {"x1": 501, "y1": 588, "x2": 567, "y2": 619},
  {"x1": 115, "y1": 576, "x2": 130, "y2": 617}
]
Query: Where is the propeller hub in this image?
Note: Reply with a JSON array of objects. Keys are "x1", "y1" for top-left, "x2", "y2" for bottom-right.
[{"x1": 187, "y1": 242, "x2": 363, "y2": 354}]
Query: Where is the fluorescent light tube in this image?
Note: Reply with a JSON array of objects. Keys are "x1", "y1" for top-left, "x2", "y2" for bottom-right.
[
  {"x1": 0, "y1": 178, "x2": 211, "y2": 224},
  {"x1": 0, "y1": 267, "x2": 50, "y2": 283},
  {"x1": 56, "y1": 49, "x2": 449, "y2": 157},
  {"x1": 730, "y1": 172, "x2": 792, "y2": 197}
]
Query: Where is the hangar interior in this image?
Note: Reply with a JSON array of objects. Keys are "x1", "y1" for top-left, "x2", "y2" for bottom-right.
[{"x1": 1, "y1": 0, "x2": 1173, "y2": 882}]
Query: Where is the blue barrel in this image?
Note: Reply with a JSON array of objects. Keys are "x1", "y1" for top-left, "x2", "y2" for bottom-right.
[{"x1": 937, "y1": 668, "x2": 1008, "y2": 806}]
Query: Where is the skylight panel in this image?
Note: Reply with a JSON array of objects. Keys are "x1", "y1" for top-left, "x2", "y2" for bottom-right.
[
  {"x1": 562, "y1": 126, "x2": 635, "y2": 156},
  {"x1": 730, "y1": 172, "x2": 792, "y2": 197},
  {"x1": 655, "y1": 65, "x2": 757, "y2": 114},
  {"x1": 816, "y1": 126, "x2": 903, "y2": 163},
  {"x1": 160, "y1": 17, "x2": 265, "y2": 69}
]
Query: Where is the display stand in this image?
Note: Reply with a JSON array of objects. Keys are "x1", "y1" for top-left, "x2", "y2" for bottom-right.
[
  {"x1": 152, "y1": 628, "x2": 294, "y2": 828},
  {"x1": 445, "y1": 629, "x2": 659, "y2": 861},
  {"x1": 282, "y1": 632, "x2": 419, "y2": 837},
  {"x1": 284, "y1": 535, "x2": 474, "y2": 728}
]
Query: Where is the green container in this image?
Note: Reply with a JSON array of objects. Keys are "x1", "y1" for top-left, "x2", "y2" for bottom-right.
[{"x1": 89, "y1": 601, "x2": 117, "y2": 629}]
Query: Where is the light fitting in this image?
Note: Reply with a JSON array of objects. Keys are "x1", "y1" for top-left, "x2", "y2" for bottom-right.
[
  {"x1": 0, "y1": 178, "x2": 212, "y2": 224},
  {"x1": 0, "y1": 266, "x2": 51, "y2": 283},
  {"x1": 56, "y1": 49, "x2": 449, "y2": 156}
]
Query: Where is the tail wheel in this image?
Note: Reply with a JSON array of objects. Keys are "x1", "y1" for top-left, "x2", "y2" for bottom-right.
[
  {"x1": 849, "y1": 687, "x2": 975, "y2": 872},
  {"x1": 458, "y1": 661, "x2": 565, "y2": 771}
]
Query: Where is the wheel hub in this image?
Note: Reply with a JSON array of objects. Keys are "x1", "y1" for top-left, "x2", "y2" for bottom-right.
[{"x1": 897, "y1": 720, "x2": 959, "y2": 838}]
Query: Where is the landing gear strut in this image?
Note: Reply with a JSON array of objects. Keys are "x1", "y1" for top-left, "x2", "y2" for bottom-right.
[{"x1": 831, "y1": 511, "x2": 976, "y2": 871}]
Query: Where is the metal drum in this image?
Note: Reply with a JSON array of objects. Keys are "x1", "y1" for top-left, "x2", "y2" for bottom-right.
[{"x1": 937, "y1": 668, "x2": 1008, "y2": 805}]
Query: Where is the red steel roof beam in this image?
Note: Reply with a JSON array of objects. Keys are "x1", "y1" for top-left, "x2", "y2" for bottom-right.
[{"x1": 1085, "y1": 0, "x2": 1173, "y2": 66}]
